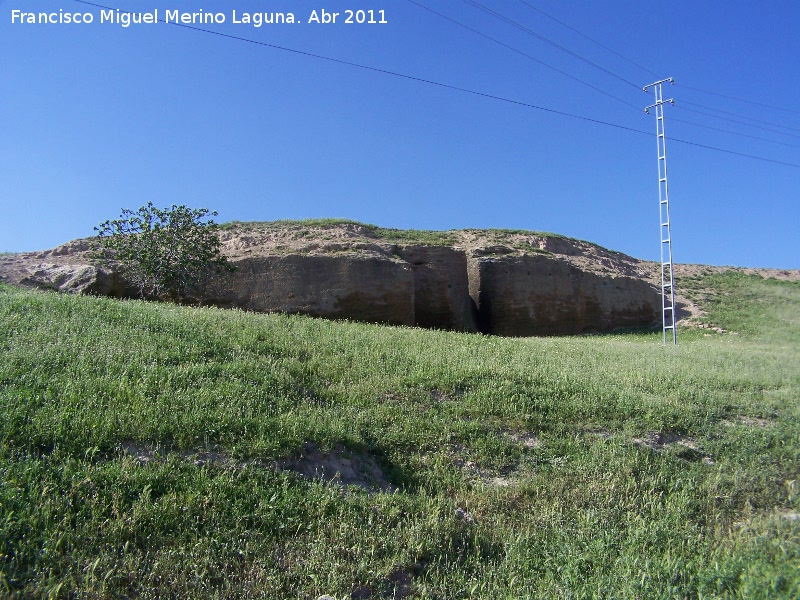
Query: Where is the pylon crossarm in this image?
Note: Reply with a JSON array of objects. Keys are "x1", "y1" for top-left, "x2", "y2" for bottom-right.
[
  {"x1": 643, "y1": 77, "x2": 674, "y2": 92},
  {"x1": 644, "y1": 98, "x2": 675, "y2": 113}
]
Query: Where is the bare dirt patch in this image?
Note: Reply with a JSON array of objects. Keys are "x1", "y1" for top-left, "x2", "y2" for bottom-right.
[
  {"x1": 120, "y1": 441, "x2": 159, "y2": 464},
  {"x1": 722, "y1": 416, "x2": 776, "y2": 428},
  {"x1": 278, "y1": 442, "x2": 395, "y2": 493},
  {"x1": 505, "y1": 431, "x2": 541, "y2": 449},
  {"x1": 385, "y1": 566, "x2": 414, "y2": 599},
  {"x1": 120, "y1": 441, "x2": 395, "y2": 493},
  {"x1": 632, "y1": 432, "x2": 714, "y2": 464},
  {"x1": 450, "y1": 443, "x2": 520, "y2": 488},
  {"x1": 581, "y1": 428, "x2": 613, "y2": 440},
  {"x1": 348, "y1": 564, "x2": 417, "y2": 599},
  {"x1": 121, "y1": 441, "x2": 270, "y2": 470}
]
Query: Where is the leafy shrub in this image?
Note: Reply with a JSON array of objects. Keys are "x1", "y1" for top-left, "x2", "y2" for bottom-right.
[{"x1": 92, "y1": 202, "x2": 233, "y2": 303}]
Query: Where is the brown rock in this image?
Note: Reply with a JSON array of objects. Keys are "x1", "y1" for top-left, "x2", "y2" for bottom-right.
[
  {"x1": 216, "y1": 254, "x2": 415, "y2": 326},
  {"x1": 19, "y1": 263, "x2": 129, "y2": 297},
  {"x1": 0, "y1": 224, "x2": 672, "y2": 336},
  {"x1": 396, "y1": 245, "x2": 477, "y2": 332},
  {"x1": 468, "y1": 254, "x2": 659, "y2": 336}
]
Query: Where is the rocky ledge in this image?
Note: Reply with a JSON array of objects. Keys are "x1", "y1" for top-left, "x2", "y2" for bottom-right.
[{"x1": 0, "y1": 221, "x2": 665, "y2": 336}]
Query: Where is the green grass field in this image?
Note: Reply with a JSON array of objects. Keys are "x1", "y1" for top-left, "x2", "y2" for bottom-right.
[{"x1": 1, "y1": 271, "x2": 798, "y2": 598}]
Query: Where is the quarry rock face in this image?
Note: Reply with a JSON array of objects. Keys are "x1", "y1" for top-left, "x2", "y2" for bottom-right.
[
  {"x1": 216, "y1": 254, "x2": 416, "y2": 327},
  {"x1": 396, "y1": 246, "x2": 477, "y2": 332},
  {"x1": 468, "y1": 254, "x2": 659, "y2": 336},
  {"x1": 18, "y1": 263, "x2": 129, "y2": 297},
  {"x1": 0, "y1": 223, "x2": 664, "y2": 336}
]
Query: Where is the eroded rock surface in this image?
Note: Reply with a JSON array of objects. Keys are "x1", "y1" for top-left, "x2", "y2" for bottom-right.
[
  {"x1": 397, "y1": 245, "x2": 477, "y2": 332},
  {"x1": 16, "y1": 263, "x2": 130, "y2": 297},
  {"x1": 469, "y1": 254, "x2": 659, "y2": 336},
  {"x1": 215, "y1": 254, "x2": 415, "y2": 327},
  {"x1": 0, "y1": 222, "x2": 677, "y2": 335}
]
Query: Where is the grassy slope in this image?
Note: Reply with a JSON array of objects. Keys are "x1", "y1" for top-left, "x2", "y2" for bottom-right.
[{"x1": 0, "y1": 272, "x2": 798, "y2": 599}]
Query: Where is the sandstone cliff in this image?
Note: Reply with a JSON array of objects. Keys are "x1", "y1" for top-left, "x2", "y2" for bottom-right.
[
  {"x1": 0, "y1": 221, "x2": 670, "y2": 336},
  {"x1": 217, "y1": 254, "x2": 416, "y2": 327},
  {"x1": 469, "y1": 253, "x2": 659, "y2": 336}
]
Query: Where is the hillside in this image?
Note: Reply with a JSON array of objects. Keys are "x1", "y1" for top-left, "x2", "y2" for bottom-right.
[
  {"x1": 6, "y1": 220, "x2": 798, "y2": 340},
  {"x1": 0, "y1": 268, "x2": 798, "y2": 597}
]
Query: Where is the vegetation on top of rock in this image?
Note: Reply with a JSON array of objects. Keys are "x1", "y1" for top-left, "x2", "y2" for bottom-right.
[{"x1": 218, "y1": 219, "x2": 592, "y2": 255}]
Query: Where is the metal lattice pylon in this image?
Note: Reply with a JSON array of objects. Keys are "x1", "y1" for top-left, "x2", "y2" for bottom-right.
[{"x1": 644, "y1": 78, "x2": 677, "y2": 345}]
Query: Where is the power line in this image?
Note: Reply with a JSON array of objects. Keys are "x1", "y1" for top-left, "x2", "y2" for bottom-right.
[
  {"x1": 679, "y1": 100, "x2": 800, "y2": 134},
  {"x1": 669, "y1": 116, "x2": 800, "y2": 149},
  {"x1": 670, "y1": 137, "x2": 800, "y2": 168},
  {"x1": 459, "y1": 0, "x2": 642, "y2": 90},
  {"x1": 515, "y1": 0, "x2": 660, "y2": 79},
  {"x1": 71, "y1": 0, "x2": 647, "y2": 134},
  {"x1": 414, "y1": 1, "x2": 799, "y2": 148},
  {"x1": 406, "y1": 0, "x2": 643, "y2": 112},
  {"x1": 676, "y1": 105, "x2": 800, "y2": 140},
  {"x1": 677, "y1": 83, "x2": 800, "y2": 116},
  {"x1": 70, "y1": 0, "x2": 800, "y2": 170},
  {"x1": 506, "y1": 2, "x2": 800, "y2": 121}
]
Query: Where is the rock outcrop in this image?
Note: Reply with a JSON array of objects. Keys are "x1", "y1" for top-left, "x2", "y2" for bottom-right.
[
  {"x1": 396, "y1": 246, "x2": 477, "y2": 332},
  {"x1": 17, "y1": 263, "x2": 130, "y2": 298},
  {"x1": 214, "y1": 254, "x2": 416, "y2": 327},
  {"x1": 469, "y1": 254, "x2": 658, "y2": 336},
  {"x1": 0, "y1": 222, "x2": 664, "y2": 336}
]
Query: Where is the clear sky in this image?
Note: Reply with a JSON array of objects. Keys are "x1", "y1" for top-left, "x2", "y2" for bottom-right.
[{"x1": 2, "y1": 0, "x2": 798, "y2": 268}]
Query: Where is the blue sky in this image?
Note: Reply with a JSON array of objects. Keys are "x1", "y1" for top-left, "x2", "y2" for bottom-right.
[{"x1": 2, "y1": 0, "x2": 798, "y2": 268}]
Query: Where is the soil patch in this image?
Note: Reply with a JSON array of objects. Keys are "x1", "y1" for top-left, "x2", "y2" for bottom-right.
[
  {"x1": 349, "y1": 565, "x2": 415, "y2": 599},
  {"x1": 120, "y1": 441, "x2": 395, "y2": 492},
  {"x1": 722, "y1": 416, "x2": 776, "y2": 428},
  {"x1": 632, "y1": 432, "x2": 714, "y2": 464},
  {"x1": 450, "y1": 443, "x2": 520, "y2": 488},
  {"x1": 278, "y1": 442, "x2": 395, "y2": 493},
  {"x1": 505, "y1": 431, "x2": 540, "y2": 449}
]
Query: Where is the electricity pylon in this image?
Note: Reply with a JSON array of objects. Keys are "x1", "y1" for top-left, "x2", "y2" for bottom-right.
[{"x1": 644, "y1": 78, "x2": 677, "y2": 345}]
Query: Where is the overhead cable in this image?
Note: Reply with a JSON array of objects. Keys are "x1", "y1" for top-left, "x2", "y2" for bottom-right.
[
  {"x1": 460, "y1": 0, "x2": 642, "y2": 89},
  {"x1": 507, "y1": 3, "x2": 799, "y2": 121},
  {"x1": 676, "y1": 105, "x2": 800, "y2": 140},
  {"x1": 406, "y1": 0, "x2": 643, "y2": 111},
  {"x1": 71, "y1": 0, "x2": 647, "y2": 134},
  {"x1": 416, "y1": 0, "x2": 799, "y2": 147},
  {"x1": 677, "y1": 83, "x2": 800, "y2": 116},
  {"x1": 679, "y1": 100, "x2": 800, "y2": 134},
  {"x1": 70, "y1": 0, "x2": 800, "y2": 169},
  {"x1": 669, "y1": 117, "x2": 800, "y2": 149},
  {"x1": 669, "y1": 137, "x2": 800, "y2": 168},
  {"x1": 515, "y1": 0, "x2": 660, "y2": 79}
]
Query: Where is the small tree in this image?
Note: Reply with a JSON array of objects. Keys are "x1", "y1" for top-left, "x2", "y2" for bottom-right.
[{"x1": 92, "y1": 202, "x2": 233, "y2": 302}]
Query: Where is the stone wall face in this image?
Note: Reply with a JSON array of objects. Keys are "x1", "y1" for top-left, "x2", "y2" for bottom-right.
[
  {"x1": 220, "y1": 254, "x2": 416, "y2": 327},
  {"x1": 3, "y1": 239, "x2": 660, "y2": 336},
  {"x1": 397, "y1": 246, "x2": 478, "y2": 332},
  {"x1": 468, "y1": 254, "x2": 659, "y2": 336},
  {"x1": 18, "y1": 264, "x2": 132, "y2": 298}
]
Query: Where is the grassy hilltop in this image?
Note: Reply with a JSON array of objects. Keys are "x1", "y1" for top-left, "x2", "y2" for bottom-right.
[{"x1": 0, "y1": 271, "x2": 798, "y2": 598}]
